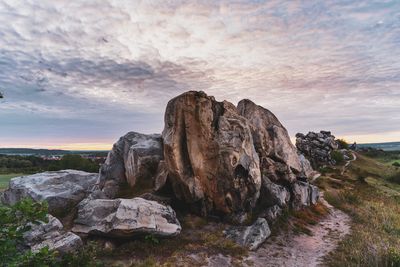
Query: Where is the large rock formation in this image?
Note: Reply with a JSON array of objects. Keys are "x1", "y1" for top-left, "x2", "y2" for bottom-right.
[
  {"x1": 24, "y1": 215, "x2": 82, "y2": 254},
  {"x1": 72, "y1": 197, "x2": 181, "y2": 237},
  {"x1": 162, "y1": 91, "x2": 261, "y2": 217},
  {"x1": 1, "y1": 91, "x2": 323, "y2": 255},
  {"x1": 98, "y1": 132, "x2": 163, "y2": 198},
  {"x1": 1, "y1": 170, "x2": 98, "y2": 218},
  {"x1": 296, "y1": 131, "x2": 338, "y2": 168}
]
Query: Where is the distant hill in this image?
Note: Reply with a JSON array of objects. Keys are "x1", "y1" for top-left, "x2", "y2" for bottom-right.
[
  {"x1": 0, "y1": 148, "x2": 109, "y2": 156},
  {"x1": 358, "y1": 142, "x2": 400, "y2": 151}
]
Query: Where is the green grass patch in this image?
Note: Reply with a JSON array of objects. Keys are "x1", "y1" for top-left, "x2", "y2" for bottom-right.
[
  {"x1": 321, "y1": 153, "x2": 400, "y2": 266},
  {"x1": 0, "y1": 173, "x2": 23, "y2": 190}
]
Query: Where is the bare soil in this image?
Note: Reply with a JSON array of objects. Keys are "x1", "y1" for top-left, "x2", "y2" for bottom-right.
[{"x1": 245, "y1": 197, "x2": 351, "y2": 267}]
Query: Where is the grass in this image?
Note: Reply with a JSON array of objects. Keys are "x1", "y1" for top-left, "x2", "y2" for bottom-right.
[
  {"x1": 0, "y1": 173, "x2": 23, "y2": 190},
  {"x1": 321, "y1": 152, "x2": 400, "y2": 267}
]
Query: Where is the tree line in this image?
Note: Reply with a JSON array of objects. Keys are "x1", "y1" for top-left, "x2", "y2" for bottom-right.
[{"x1": 0, "y1": 154, "x2": 103, "y2": 174}]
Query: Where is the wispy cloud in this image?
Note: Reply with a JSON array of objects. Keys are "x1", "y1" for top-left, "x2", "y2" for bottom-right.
[{"x1": 1, "y1": 0, "x2": 399, "y2": 148}]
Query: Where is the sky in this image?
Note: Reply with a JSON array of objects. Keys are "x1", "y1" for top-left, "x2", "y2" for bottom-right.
[{"x1": 0, "y1": 0, "x2": 399, "y2": 150}]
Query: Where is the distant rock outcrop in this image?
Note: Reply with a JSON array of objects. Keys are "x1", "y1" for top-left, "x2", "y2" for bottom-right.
[
  {"x1": 1, "y1": 170, "x2": 98, "y2": 219},
  {"x1": 296, "y1": 131, "x2": 338, "y2": 168},
  {"x1": 162, "y1": 91, "x2": 261, "y2": 217},
  {"x1": 72, "y1": 197, "x2": 181, "y2": 237},
  {"x1": 98, "y1": 132, "x2": 163, "y2": 198}
]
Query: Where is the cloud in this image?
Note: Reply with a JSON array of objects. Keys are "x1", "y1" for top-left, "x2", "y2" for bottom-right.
[{"x1": 0, "y1": 0, "x2": 400, "y2": 147}]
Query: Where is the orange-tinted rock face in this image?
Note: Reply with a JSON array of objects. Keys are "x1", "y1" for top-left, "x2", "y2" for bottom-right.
[{"x1": 162, "y1": 91, "x2": 261, "y2": 216}]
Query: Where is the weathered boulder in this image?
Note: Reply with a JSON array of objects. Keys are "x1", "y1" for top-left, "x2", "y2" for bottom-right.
[
  {"x1": 72, "y1": 197, "x2": 181, "y2": 237},
  {"x1": 296, "y1": 131, "x2": 338, "y2": 168},
  {"x1": 259, "y1": 176, "x2": 290, "y2": 208},
  {"x1": 224, "y1": 218, "x2": 271, "y2": 250},
  {"x1": 1, "y1": 170, "x2": 98, "y2": 218},
  {"x1": 237, "y1": 99, "x2": 317, "y2": 183},
  {"x1": 98, "y1": 132, "x2": 163, "y2": 198},
  {"x1": 299, "y1": 154, "x2": 320, "y2": 181},
  {"x1": 162, "y1": 91, "x2": 261, "y2": 217},
  {"x1": 291, "y1": 181, "x2": 320, "y2": 210},
  {"x1": 24, "y1": 215, "x2": 82, "y2": 254}
]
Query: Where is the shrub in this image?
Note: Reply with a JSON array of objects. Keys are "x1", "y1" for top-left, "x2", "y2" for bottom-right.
[
  {"x1": 144, "y1": 234, "x2": 160, "y2": 245},
  {"x1": 48, "y1": 154, "x2": 99, "y2": 173},
  {"x1": 0, "y1": 199, "x2": 105, "y2": 267},
  {"x1": 331, "y1": 150, "x2": 345, "y2": 165},
  {"x1": 392, "y1": 162, "x2": 400, "y2": 167},
  {"x1": 0, "y1": 198, "x2": 57, "y2": 266},
  {"x1": 388, "y1": 172, "x2": 400, "y2": 184},
  {"x1": 336, "y1": 139, "x2": 349, "y2": 149}
]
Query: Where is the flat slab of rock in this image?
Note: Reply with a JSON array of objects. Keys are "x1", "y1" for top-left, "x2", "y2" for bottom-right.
[
  {"x1": 24, "y1": 215, "x2": 82, "y2": 254},
  {"x1": 225, "y1": 218, "x2": 271, "y2": 251},
  {"x1": 72, "y1": 197, "x2": 181, "y2": 237},
  {"x1": 1, "y1": 170, "x2": 98, "y2": 218}
]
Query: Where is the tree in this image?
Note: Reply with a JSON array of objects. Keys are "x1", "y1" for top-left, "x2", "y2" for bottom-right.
[{"x1": 48, "y1": 154, "x2": 99, "y2": 173}]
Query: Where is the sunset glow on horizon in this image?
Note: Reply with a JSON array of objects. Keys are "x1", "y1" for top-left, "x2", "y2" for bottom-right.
[{"x1": 1, "y1": 0, "x2": 399, "y2": 148}]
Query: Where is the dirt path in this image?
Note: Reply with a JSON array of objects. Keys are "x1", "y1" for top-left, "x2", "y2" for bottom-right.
[
  {"x1": 246, "y1": 153, "x2": 357, "y2": 267},
  {"x1": 245, "y1": 197, "x2": 351, "y2": 267},
  {"x1": 341, "y1": 152, "x2": 357, "y2": 175}
]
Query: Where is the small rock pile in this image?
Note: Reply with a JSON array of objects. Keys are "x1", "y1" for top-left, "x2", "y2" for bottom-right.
[{"x1": 295, "y1": 131, "x2": 338, "y2": 169}]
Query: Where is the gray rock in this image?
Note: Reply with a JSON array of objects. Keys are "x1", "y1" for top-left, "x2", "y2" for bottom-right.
[
  {"x1": 225, "y1": 218, "x2": 271, "y2": 251},
  {"x1": 299, "y1": 154, "x2": 320, "y2": 180},
  {"x1": 1, "y1": 170, "x2": 98, "y2": 218},
  {"x1": 72, "y1": 197, "x2": 181, "y2": 237},
  {"x1": 292, "y1": 181, "x2": 311, "y2": 209},
  {"x1": 296, "y1": 130, "x2": 339, "y2": 168},
  {"x1": 162, "y1": 91, "x2": 261, "y2": 218},
  {"x1": 310, "y1": 184, "x2": 320, "y2": 205},
  {"x1": 291, "y1": 181, "x2": 320, "y2": 209},
  {"x1": 259, "y1": 177, "x2": 290, "y2": 208},
  {"x1": 260, "y1": 205, "x2": 283, "y2": 223},
  {"x1": 24, "y1": 215, "x2": 82, "y2": 254},
  {"x1": 98, "y1": 132, "x2": 163, "y2": 198}
]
